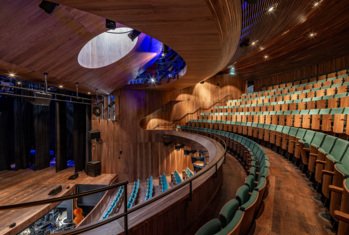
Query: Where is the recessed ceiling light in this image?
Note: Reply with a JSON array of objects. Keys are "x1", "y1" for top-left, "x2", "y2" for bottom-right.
[
  {"x1": 264, "y1": 55, "x2": 269, "y2": 59},
  {"x1": 58, "y1": 85, "x2": 63, "y2": 88},
  {"x1": 268, "y1": 6, "x2": 275, "y2": 12},
  {"x1": 16, "y1": 81, "x2": 22, "y2": 85},
  {"x1": 251, "y1": 40, "x2": 258, "y2": 46},
  {"x1": 150, "y1": 78, "x2": 156, "y2": 84},
  {"x1": 87, "y1": 92, "x2": 91, "y2": 95},
  {"x1": 259, "y1": 46, "x2": 265, "y2": 51},
  {"x1": 313, "y1": 1, "x2": 321, "y2": 8},
  {"x1": 8, "y1": 72, "x2": 16, "y2": 78},
  {"x1": 309, "y1": 32, "x2": 317, "y2": 38}
]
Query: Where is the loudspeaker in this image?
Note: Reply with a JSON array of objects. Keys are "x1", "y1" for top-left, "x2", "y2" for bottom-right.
[
  {"x1": 89, "y1": 130, "x2": 100, "y2": 141},
  {"x1": 29, "y1": 92, "x2": 52, "y2": 106},
  {"x1": 39, "y1": 1, "x2": 59, "y2": 14},
  {"x1": 86, "y1": 161, "x2": 101, "y2": 177}
]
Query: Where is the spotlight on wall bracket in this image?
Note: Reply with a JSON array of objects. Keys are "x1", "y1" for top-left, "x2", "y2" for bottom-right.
[
  {"x1": 128, "y1": 30, "x2": 141, "y2": 41},
  {"x1": 106, "y1": 19, "x2": 116, "y2": 30},
  {"x1": 39, "y1": 0, "x2": 59, "y2": 14}
]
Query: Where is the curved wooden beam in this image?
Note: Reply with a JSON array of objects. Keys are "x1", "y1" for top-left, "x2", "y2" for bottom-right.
[{"x1": 54, "y1": 0, "x2": 242, "y2": 90}]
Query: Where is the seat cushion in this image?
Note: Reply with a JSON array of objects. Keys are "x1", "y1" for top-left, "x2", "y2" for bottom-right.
[
  {"x1": 195, "y1": 218, "x2": 222, "y2": 235},
  {"x1": 240, "y1": 191, "x2": 259, "y2": 211},
  {"x1": 235, "y1": 185, "x2": 250, "y2": 205},
  {"x1": 218, "y1": 199, "x2": 239, "y2": 227},
  {"x1": 244, "y1": 175, "x2": 255, "y2": 191}
]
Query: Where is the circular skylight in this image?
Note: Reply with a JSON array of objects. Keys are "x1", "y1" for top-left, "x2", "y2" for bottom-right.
[{"x1": 78, "y1": 27, "x2": 138, "y2": 69}]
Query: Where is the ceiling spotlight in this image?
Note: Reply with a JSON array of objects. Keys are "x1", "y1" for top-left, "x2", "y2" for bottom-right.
[
  {"x1": 264, "y1": 55, "x2": 269, "y2": 60},
  {"x1": 128, "y1": 30, "x2": 141, "y2": 41},
  {"x1": 106, "y1": 19, "x2": 116, "y2": 30},
  {"x1": 8, "y1": 72, "x2": 16, "y2": 78},
  {"x1": 313, "y1": 1, "x2": 322, "y2": 8},
  {"x1": 150, "y1": 78, "x2": 156, "y2": 84},
  {"x1": 16, "y1": 81, "x2": 22, "y2": 85},
  {"x1": 309, "y1": 32, "x2": 317, "y2": 38},
  {"x1": 251, "y1": 40, "x2": 258, "y2": 46},
  {"x1": 39, "y1": 0, "x2": 59, "y2": 14},
  {"x1": 259, "y1": 46, "x2": 265, "y2": 51},
  {"x1": 267, "y1": 4, "x2": 277, "y2": 14},
  {"x1": 87, "y1": 92, "x2": 91, "y2": 95},
  {"x1": 58, "y1": 85, "x2": 63, "y2": 88}
]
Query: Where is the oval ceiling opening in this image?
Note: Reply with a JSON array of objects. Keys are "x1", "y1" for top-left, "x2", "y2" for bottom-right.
[{"x1": 78, "y1": 27, "x2": 138, "y2": 69}]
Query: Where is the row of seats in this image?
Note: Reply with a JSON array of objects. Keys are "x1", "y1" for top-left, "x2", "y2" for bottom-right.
[
  {"x1": 159, "y1": 174, "x2": 169, "y2": 192},
  {"x1": 100, "y1": 186, "x2": 124, "y2": 220},
  {"x1": 236, "y1": 83, "x2": 349, "y2": 107},
  {"x1": 193, "y1": 107, "x2": 349, "y2": 134},
  {"x1": 249, "y1": 70, "x2": 348, "y2": 97},
  {"x1": 215, "y1": 92, "x2": 349, "y2": 112},
  {"x1": 181, "y1": 126, "x2": 269, "y2": 235},
  {"x1": 127, "y1": 179, "x2": 140, "y2": 209},
  {"x1": 187, "y1": 120, "x2": 349, "y2": 235},
  {"x1": 172, "y1": 170, "x2": 183, "y2": 185},
  {"x1": 144, "y1": 176, "x2": 154, "y2": 201}
]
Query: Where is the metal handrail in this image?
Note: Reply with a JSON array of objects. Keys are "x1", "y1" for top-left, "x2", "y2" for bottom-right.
[{"x1": 0, "y1": 133, "x2": 227, "y2": 235}]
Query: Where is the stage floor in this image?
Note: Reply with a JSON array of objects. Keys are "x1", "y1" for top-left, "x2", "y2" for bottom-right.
[{"x1": 0, "y1": 167, "x2": 117, "y2": 235}]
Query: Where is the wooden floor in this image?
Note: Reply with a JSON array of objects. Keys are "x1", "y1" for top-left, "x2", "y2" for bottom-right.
[
  {"x1": 0, "y1": 167, "x2": 117, "y2": 235},
  {"x1": 253, "y1": 147, "x2": 334, "y2": 235}
]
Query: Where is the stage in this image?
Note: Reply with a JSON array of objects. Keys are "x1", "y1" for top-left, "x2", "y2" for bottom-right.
[{"x1": 0, "y1": 167, "x2": 117, "y2": 235}]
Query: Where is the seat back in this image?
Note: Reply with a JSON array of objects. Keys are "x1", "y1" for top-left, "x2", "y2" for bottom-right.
[
  {"x1": 218, "y1": 199, "x2": 240, "y2": 227},
  {"x1": 329, "y1": 139, "x2": 349, "y2": 161},
  {"x1": 319, "y1": 135, "x2": 337, "y2": 153},
  {"x1": 235, "y1": 185, "x2": 250, "y2": 205},
  {"x1": 303, "y1": 130, "x2": 315, "y2": 143}
]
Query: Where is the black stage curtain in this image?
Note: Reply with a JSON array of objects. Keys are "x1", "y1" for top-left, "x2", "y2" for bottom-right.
[{"x1": 0, "y1": 95, "x2": 90, "y2": 172}]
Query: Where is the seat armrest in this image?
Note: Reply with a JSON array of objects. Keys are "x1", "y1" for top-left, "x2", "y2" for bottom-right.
[
  {"x1": 315, "y1": 160, "x2": 326, "y2": 164},
  {"x1": 322, "y1": 170, "x2": 334, "y2": 176},
  {"x1": 329, "y1": 185, "x2": 344, "y2": 193},
  {"x1": 334, "y1": 210, "x2": 349, "y2": 224}
]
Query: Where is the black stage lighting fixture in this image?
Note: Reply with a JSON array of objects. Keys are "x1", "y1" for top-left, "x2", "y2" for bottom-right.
[
  {"x1": 239, "y1": 37, "x2": 250, "y2": 48},
  {"x1": 128, "y1": 30, "x2": 141, "y2": 41},
  {"x1": 39, "y1": 0, "x2": 59, "y2": 14},
  {"x1": 244, "y1": 0, "x2": 258, "y2": 3},
  {"x1": 106, "y1": 19, "x2": 116, "y2": 30}
]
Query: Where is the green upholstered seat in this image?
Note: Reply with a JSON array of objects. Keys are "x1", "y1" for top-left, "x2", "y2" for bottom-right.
[
  {"x1": 310, "y1": 132, "x2": 325, "y2": 148},
  {"x1": 326, "y1": 139, "x2": 349, "y2": 163},
  {"x1": 235, "y1": 185, "x2": 250, "y2": 205},
  {"x1": 289, "y1": 127, "x2": 298, "y2": 137},
  {"x1": 244, "y1": 175, "x2": 255, "y2": 192},
  {"x1": 195, "y1": 218, "x2": 222, "y2": 235},
  {"x1": 218, "y1": 199, "x2": 240, "y2": 227},
  {"x1": 317, "y1": 135, "x2": 337, "y2": 155},
  {"x1": 240, "y1": 191, "x2": 259, "y2": 211},
  {"x1": 331, "y1": 108, "x2": 344, "y2": 114},
  {"x1": 319, "y1": 109, "x2": 331, "y2": 114},
  {"x1": 295, "y1": 128, "x2": 306, "y2": 139},
  {"x1": 215, "y1": 210, "x2": 245, "y2": 235},
  {"x1": 299, "y1": 130, "x2": 315, "y2": 144}
]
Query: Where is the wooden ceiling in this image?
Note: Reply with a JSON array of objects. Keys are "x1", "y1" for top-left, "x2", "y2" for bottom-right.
[
  {"x1": 231, "y1": 0, "x2": 349, "y2": 80},
  {"x1": 0, "y1": 0, "x2": 242, "y2": 93}
]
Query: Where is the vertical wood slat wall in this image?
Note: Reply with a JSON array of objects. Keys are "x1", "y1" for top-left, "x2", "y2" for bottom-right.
[{"x1": 254, "y1": 55, "x2": 349, "y2": 91}]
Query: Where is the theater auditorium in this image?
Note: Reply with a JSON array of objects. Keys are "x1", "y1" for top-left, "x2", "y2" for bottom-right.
[{"x1": 0, "y1": 0, "x2": 349, "y2": 234}]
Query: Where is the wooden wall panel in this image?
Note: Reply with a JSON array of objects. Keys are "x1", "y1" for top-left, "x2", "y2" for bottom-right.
[
  {"x1": 253, "y1": 55, "x2": 349, "y2": 91},
  {"x1": 92, "y1": 74, "x2": 243, "y2": 181},
  {"x1": 142, "y1": 74, "x2": 245, "y2": 129}
]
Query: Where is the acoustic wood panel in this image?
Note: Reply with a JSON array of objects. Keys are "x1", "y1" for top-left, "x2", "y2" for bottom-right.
[{"x1": 141, "y1": 73, "x2": 245, "y2": 129}]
